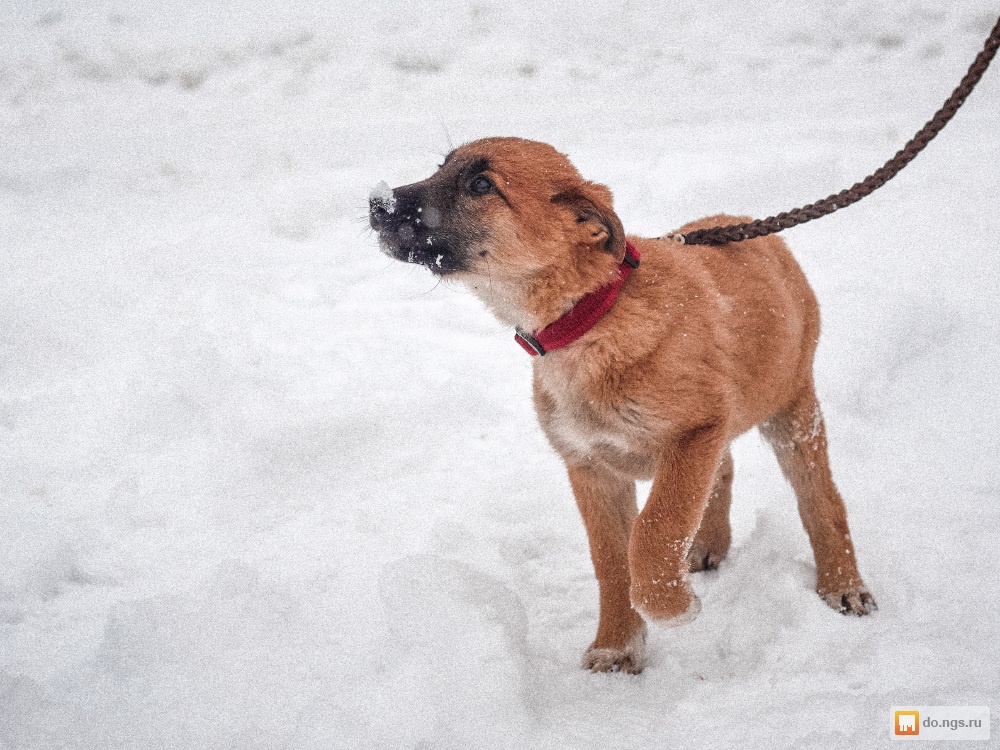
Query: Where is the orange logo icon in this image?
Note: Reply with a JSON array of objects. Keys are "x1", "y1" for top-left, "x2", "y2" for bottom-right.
[{"x1": 895, "y1": 711, "x2": 920, "y2": 736}]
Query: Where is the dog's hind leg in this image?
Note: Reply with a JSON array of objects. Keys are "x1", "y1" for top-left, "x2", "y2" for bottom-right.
[
  {"x1": 567, "y1": 464, "x2": 647, "y2": 673},
  {"x1": 760, "y1": 385, "x2": 877, "y2": 615},
  {"x1": 688, "y1": 446, "x2": 734, "y2": 573}
]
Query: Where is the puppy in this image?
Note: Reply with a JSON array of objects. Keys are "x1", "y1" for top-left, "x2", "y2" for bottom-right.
[{"x1": 370, "y1": 137, "x2": 876, "y2": 674}]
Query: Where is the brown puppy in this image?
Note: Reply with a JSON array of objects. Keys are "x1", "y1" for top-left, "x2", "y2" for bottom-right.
[{"x1": 370, "y1": 137, "x2": 876, "y2": 674}]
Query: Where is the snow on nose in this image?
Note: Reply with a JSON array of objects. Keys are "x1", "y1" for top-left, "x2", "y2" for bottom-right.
[{"x1": 369, "y1": 180, "x2": 397, "y2": 216}]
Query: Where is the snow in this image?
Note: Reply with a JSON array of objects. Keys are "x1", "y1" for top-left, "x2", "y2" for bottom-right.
[
  {"x1": 1, "y1": 1, "x2": 999, "y2": 748},
  {"x1": 369, "y1": 180, "x2": 396, "y2": 217}
]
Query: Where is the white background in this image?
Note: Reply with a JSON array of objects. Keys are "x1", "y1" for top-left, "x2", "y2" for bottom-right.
[{"x1": 1, "y1": 1, "x2": 999, "y2": 748}]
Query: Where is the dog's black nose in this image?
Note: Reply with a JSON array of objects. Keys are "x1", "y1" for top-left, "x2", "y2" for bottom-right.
[
  {"x1": 369, "y1": 199, "x2": 388, "y2": 230},
  {"x1": 369, "y1": 181, "x2": 397, "y2": 230}
]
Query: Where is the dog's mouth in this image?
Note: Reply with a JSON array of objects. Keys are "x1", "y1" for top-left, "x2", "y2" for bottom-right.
[
  {"x1": 369, "y1": 182, "x2": 467, "y2": 276},
  {"x1": 375, "y1": 229, "x2": 466, "y2": 276}
]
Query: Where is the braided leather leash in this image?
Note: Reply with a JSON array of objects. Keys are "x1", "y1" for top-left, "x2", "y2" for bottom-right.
[{"x1": 667, "y1": 14, "x2": 1000, "y2": 246}]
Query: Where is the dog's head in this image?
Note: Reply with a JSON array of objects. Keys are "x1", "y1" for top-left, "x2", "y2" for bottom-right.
[{"x1": 370, "y1": 137, "x2": 626, "y2": 327}]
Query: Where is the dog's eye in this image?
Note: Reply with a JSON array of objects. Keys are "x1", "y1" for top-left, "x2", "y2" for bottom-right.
[{"x1": 469, "y1": 174, "x2": 494, "y2": 196}]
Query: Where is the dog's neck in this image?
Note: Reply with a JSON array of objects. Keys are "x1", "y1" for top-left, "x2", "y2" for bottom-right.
[
  {"x1": 460, "y1": 240, "x2": 634, "y2": 338},
  {"x1": 513, "y1": 242, "x2": 640, "y2": 356}
]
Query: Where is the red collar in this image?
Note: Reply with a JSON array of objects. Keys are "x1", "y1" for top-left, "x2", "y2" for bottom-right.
[{"x1": 514, "y1": 241, "x2": 641, "y2": 357}]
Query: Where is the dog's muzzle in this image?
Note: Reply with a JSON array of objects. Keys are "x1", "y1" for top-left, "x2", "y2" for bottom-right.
[{"x1": 369, "y1": 182, "x2": 465, "y2": 275}]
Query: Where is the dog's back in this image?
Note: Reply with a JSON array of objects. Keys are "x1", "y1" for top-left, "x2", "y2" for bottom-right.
[{"x1": 564, "y1": 216, "x2": 821, "y2": 443}]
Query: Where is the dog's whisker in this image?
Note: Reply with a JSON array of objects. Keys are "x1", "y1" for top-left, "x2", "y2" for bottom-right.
[
  {"x1": 439, "y1": 120, "x2": 455, "y2": 153},
  {"x1": 485, "y1": 255, "x2": 496, "y2": 307},
  {"x1": 418, "y1": 277, "x2": 443, "y2": 295}
]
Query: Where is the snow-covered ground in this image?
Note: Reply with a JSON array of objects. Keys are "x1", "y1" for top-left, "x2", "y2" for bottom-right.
[{"x1": 2, "y1": 1, "x2": 999, "y2": 747}]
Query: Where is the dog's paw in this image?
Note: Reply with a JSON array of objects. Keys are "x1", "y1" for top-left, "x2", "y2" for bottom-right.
[
  {"x1": 630, "y1": 579, "x2": 702, "y2": 627},
  {"x1": 582, "y1": 628, "x2": 646, "y2": 674},
  {"x1": 687, "y1": 543, "x2": 727, "y2": 573},
  {"x1": 820, "y1": 587, "x2": 878, "y2": 616}
]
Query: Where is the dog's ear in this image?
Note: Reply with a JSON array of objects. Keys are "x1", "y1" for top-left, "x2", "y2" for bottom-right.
[{"x1": 552, "y1": 182, "x2": 626, "y2": 258}]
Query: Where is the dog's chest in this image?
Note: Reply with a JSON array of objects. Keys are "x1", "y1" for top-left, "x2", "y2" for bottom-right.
[{"x1": 534, "y1": 363, "x2": 655, "y2": 477}]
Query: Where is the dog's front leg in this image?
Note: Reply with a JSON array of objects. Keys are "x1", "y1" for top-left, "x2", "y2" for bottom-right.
[
  {"x1": 567, "y1": 463, "x2": 647, "y2": 673},
  {"x1": 629, "y1": 424, "x2": 727, "y2": 625}
]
